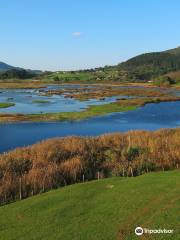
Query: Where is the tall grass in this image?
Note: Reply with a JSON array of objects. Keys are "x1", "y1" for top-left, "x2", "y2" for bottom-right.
[{"x1": 0, "y1": 128, "x2": 180, "y2": 204}]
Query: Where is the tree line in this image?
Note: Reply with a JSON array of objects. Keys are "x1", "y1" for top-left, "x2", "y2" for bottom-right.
[{"x1": 0, "y1": 69, "x2": 36, "y2": 79}]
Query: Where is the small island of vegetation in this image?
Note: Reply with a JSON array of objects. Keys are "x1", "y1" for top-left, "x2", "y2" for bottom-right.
[
  {"x1": 0, "y1": 102, "x2": 15, "y2": 108},
  {"x1": 0, "y1": 93, "x2": 180, "y2": 122},
  {"x1": 32, "y1": 100, "x2": 51, "y2": 104}
]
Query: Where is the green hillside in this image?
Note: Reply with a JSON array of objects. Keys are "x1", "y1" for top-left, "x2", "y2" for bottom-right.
[
  {"x1": 118, "y1": 47, "x2": 180, "y2": 81},
  {"x1": 38, "y1": 46, "x2": 180, "y2": 84},
  {"x1": 0, "y1": 170, "x2": 179, "y2": 240},
  {"x1": 166, "y1": 46, "x2": 180, "y2": 55},
  {"x1": 0, "y1": 62, "x2": 15, "y2": 71},
  {"x1": 1, "y1": 46, "x2": 180, "y2": 83},
  {"x1": 0, "y1": 69, "x2": 36, "y2": 80}
]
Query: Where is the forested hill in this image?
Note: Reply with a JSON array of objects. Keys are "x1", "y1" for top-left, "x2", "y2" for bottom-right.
[
  {"x1": 46, "y1": 46, "x2": 180, "y2": 83},
  {"x1": 0, "y1": 69, "x2": 36, "y2": 79},
  {"x1": 1, "y1": 46, "x2": 180, "y2": 82},
  {"x1": 117, "y1": 47, "x2": 180, "y2": 81},
  {"x1": 0, "y1": 62, "x2": 16, "y2": 71},
  {"x1": 0, "y1": 61, "x2": 42, "y2": 79}
]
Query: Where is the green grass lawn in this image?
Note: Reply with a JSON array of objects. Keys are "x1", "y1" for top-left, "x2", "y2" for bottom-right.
[
  {"x1": 0, "y1": 102, "x2": 15, "y2": 108},
  {"x1": 44, "y1": 71, "x2": 100, "y2": 83},
  {"x1": 0, "y1": 170, "x2": 179, "y2": 240}
]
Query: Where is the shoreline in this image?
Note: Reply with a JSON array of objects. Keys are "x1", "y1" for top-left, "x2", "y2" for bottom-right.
[
  {"x1": 0, "y1": 81, "x2": 155, "y2": 89},
  {"x1": 1, "y1": 96, "x2": 180, "y2": 123}
]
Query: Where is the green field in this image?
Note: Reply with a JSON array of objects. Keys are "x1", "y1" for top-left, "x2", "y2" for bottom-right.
[{"x1": 0, "y1": 170, "x2": 179, "y2": 240}]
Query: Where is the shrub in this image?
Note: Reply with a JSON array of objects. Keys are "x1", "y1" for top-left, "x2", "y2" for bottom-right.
[{"x1": 154, "y1": 76, "x2": 176, "y2": 86}]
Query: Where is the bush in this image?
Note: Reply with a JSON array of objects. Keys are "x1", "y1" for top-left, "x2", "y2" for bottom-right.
[{"x1": 154, "y1": 76, "x2": 176, "y2": 87}]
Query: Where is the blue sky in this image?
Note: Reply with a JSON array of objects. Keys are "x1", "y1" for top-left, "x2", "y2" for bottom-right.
[{"x1": 0, "y1": 0, "x2": 180, "y2": 70}]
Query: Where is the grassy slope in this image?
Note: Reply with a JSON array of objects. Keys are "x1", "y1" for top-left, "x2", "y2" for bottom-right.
[{"x1": 0, "y1": 170, "x2": 179, "y2": 240}]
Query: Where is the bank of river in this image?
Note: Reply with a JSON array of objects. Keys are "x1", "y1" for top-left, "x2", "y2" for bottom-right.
[{"x1": 1, "y1": 101, "x2": 180, "y2": 153}]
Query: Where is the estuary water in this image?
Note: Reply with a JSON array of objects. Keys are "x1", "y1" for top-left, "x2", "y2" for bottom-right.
[
  {"x1": 0, "y1": 86, "x2": 118, "y2": 114},
  {"x1": 1, "y1": 101, "x2": 180, "y2": 153}
]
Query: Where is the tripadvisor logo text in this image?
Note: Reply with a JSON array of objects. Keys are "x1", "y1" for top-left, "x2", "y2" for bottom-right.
[{"x1": 135, "y1": 226, "x2": 174, "y2": 236}]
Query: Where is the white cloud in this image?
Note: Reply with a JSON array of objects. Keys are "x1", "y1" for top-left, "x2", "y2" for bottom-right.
[{"x1": 72, "y1": 32, "x2": 83, "y2": 37}]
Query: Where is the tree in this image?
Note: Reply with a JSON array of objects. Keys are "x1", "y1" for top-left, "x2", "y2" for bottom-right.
[
  {"x1": 125, "y1": 146, "x2": 141, "y2": 176},
  {"x1": 154, "y1": 76, "x2": 176, "y2": 87}
]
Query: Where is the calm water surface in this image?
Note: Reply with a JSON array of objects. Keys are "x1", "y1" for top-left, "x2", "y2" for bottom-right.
[
  {"x1": 1, "y1": 101, "x2": 180, "y2": 153},
  {"x1": 0, "y1": 86, "x2": 119, "y2": 114}
]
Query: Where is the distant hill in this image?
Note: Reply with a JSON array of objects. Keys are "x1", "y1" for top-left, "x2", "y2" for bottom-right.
[
  {"x1": 0, "y1": 61, "x2": 42, "y2": 79},
  {"x1": 166, "y1": 46, "x2": 180, "y2": 55},
  {"x1": 46, "y1": 46, "x2": 180, "y2": 83},
  {"x1": 0, "y1": 68, "x2": 36, "y2": 79},
  {"x1": 0, "y1": 61, "x2": 17, "y2": 71},
  {"x1": 117, "y1": 46, "x2": 180, "y2": 81},
  {"x1": 1, "y1": 47, "x2": 180, "y2": 82}
]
